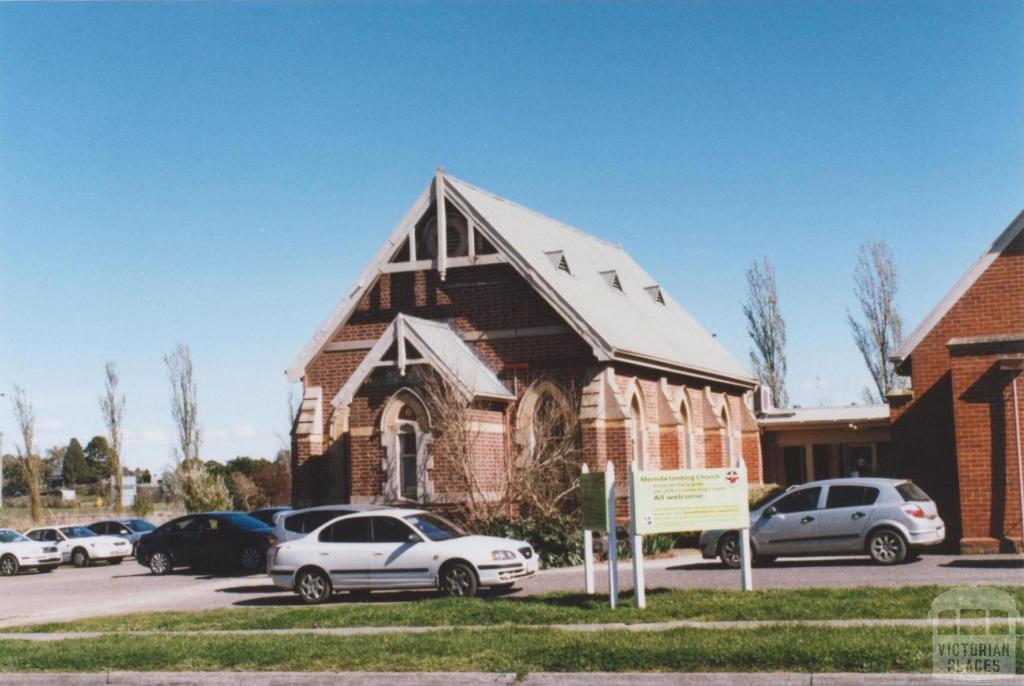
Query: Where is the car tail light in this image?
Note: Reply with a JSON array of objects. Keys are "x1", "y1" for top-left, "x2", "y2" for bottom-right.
[
  {"x1": 268, "y1": 533, "x2": 278, "y2": 546},
  {"x1": 901, "y1": 504, "x2": 926, "y2": 519}
]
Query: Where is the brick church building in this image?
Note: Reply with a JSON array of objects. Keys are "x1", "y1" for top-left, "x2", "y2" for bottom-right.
[
  {"x1": 287, "y1": 171, "x2": 763, "y2": 510},
  {"x1": 889, "y1": 210, "x2": 1024, "y2": 553}
]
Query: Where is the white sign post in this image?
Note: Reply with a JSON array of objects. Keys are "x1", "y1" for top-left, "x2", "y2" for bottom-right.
[
  {"x1": 606, "y1": 461, "x2": 618, "y2": 609},
  {"x1": 581, "y1": 464, "x2": 596, "y2": 595},
  {"x1": 628, "y1": 460, "x2": 647, "y2": 608},
  {"x1": 580, "y1": 461, "x2": 618, "y2": 608},
  {"x1": 739, "y1": 528, "x2": 753, "y2": 591}
]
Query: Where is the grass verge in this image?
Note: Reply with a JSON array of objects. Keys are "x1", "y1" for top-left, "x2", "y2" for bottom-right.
[
  {"x1": 3, "y1": 626, "x2": 1012, "y2": 673},
  {"x1": 7, "y1": 585, "x2": 1023, "y2": 633}
]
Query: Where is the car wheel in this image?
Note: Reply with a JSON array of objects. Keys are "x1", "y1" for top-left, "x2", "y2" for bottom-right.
[
  {"x1": 108, "y1": 557, "x2": 123, "y2": 565},
  {"x1": 439, "y1": 561, "x2": 478, "y2": 598},
  {"x1": 239, "y1": 546, "x2": 263, "y2": 574},
  {"x1": 148, "y1": 550, "x2": 172, "y2": 575},
  {"x1": 717, "y1": 534, "x2": 741, "y2": 569},
  {"x1": 297, "y1": 569, "x2": 331, "y2": 604},
  {"x1": 72, "y1": 548, "x2": 90, "y2": 568},
  {"x1": 0, "y1": 554, "x2": 19, "y2": 576},
  {"x1": 868, "y1": 529, "x2": 907, "y2": 565}
]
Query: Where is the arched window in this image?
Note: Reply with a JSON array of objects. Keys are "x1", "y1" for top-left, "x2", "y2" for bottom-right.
[
  {"x1": 380, "y1": 389, "x2": 433, "y2": 502},
  {"x1": 679, "y1": 398, "x2": 693, "y2": 469},
  {"x1": 515, "y1": 380, "x2": 574, "y2": 461},
  {"x1": 532, "y1": 392, "x2": 567, "y2": 462},
  {"x1": 720, "y1": 403, "x2": 733, "y2": 467},
  {"x1": 399, "y1": 424, "x2": 417, "y2": 499},
  {"x1": 629, "y1": 391, "x2": 647, "y2": 469}
]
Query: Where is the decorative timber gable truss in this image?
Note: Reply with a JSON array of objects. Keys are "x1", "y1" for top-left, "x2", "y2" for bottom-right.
[
  {"x1": 333, "y1": 313, "x2": 515, "y2": 409},
  {"x1": 287, "y1": 170, "x2": 756, "y2": 388}
]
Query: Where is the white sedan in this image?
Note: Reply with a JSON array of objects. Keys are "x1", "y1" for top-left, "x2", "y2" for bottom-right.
[
  {"x1": 0, "y1": 529, "x2": 62, "y2": 575},
  {"x1": 269, "y1": 508, "x2": 538, "y2": 603},
  {"x1": 25, "y1": 526, "x2": 132, "y2": 568}
]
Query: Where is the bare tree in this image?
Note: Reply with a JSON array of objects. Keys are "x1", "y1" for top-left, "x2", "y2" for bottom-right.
[
  {"x1": 164, "y1": 344, "x2": 201, "y2": 466},
  {"x1": 514, "y1": 386, "x2": 583, "y2": 518},
  {"x1": 412, "y1": 368, "x2": 500, "y2": 524},
  {"x1": 100, "y1": 362, "x2": 126, "y2": 514},
  {"x1": 164, "y1": 344, "x2": 229, "y2": 512},
  {"x1": 848, "y1": 241, "x2": 905, "y2": 402},
  {"x1": 413, "y1": 368, "x2": 583, "y2": 525},
  {"x1": 10, "y1": 386, "x2": 42, "y2": 522},
  {"x1": 743, "y1": 258, "x2": 789, "y2": 407}
]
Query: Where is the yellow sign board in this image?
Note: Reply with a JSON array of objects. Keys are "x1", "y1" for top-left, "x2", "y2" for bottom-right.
[{"x1": 630, "y1": 467, "x2": 749, "y2": 535}]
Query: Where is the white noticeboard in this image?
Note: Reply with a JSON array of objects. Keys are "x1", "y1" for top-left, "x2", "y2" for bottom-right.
[
  {"x1": 111, "y1": 476, "x2": 137, "y2": 508},
  {"x1": 628, "y1": 463, "x2": 753, "y2": 608},
  {"x1": 631, "y1": 467, "x2": 750, "y2": 534}
]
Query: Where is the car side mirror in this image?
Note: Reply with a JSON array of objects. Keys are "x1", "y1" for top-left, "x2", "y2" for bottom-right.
[
  {"x1": 763, "y1": 506, "x2": 777, "y2": 517},
  {"x1": 407, "y1": 533, "x2": 420, "y2": 544}
]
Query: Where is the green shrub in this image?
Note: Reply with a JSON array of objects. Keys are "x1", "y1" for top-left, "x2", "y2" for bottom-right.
[
  {"x1": 614, "y1": 530, "x2": 676, "y2": 559},
  {"x1": 477, "y1": 514, "x2": 584, "y2": 569},
  {"x1": 131, "y1": 491, "x2": 155, "y2": 518},
  {"x1": 749, "y1": 483, "x2": 784, "y2": 509}
]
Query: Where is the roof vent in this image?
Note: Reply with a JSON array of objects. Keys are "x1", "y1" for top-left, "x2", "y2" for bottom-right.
[
  {"x1": 645, "y1": 286, "x2": 665, "y2": 305},
  {"x1": 600, "y1": 270, "x2": 623, "y2": 292},
  {"x1": 545, "y1": 250, "x2": 571, "y2": 274}
]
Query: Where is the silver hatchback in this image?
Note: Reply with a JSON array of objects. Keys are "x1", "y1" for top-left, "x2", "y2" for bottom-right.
[{"x1": 700, "y1": 478, "x2": 945, "y2": 567}]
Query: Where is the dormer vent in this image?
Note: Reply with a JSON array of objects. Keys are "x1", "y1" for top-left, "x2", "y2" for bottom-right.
[
  {"x1": 600, "y1": 270, "x2": 623, "y2": 292},
  {"x1": 645, "y1": 285, "x2": 665, "y2": 305},
  {"x1": 545, "y1": 250, "x2": 571, "y2": 274}
]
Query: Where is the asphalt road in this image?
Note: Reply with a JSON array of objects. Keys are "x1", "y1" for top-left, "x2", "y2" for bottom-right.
[{"x1": 0, "y1": 551, "x2": 1019, "y2": 628}]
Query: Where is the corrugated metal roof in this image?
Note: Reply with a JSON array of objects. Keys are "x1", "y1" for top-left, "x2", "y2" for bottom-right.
[
  {"x1": 402, "y1": 315, "x2": 514, "y2": 400},
  {"x1": 447, "y1": 177, "x2": 752, "y2": 383},
  {"x1": 332, "y1": 314, "x2": 514, "y2": 407},
  {"x1": 758, "y1": 403, "x2": 890, "y2": 426}
]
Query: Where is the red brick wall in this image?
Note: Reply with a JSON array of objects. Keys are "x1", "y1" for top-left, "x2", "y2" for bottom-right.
[
  {"x1": 892, "y1": 230, "x2": 1024, "y2": 551},
  {"x1": 293, "y1": 260, "x2": 763, "y2": 510}
]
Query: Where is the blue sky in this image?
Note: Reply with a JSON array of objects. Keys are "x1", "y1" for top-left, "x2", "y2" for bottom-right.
[{"x1": 1, "y1": 2, "x2": 1021, "y2": 473}]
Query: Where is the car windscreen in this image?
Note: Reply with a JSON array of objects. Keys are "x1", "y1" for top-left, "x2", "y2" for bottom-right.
[
  {"x1": 59, "y1": 526, "x2": 97, "y2": 539},
  {"x1": 404, "y1": 513, "x2": 466, "y2": 542},
  {"x1": 219, "y1": 513, "x2": 272, "y2": 531},
  {"x1": 0, "y1": 530, "x2": 29, "y2": 543},
  {"x1": 750, "y1": 486, "x2": 786, "y2": 511},
  {"x1": 896, "y1": 482, "x2": 931, "y2": 502},
  {"x1": 125, "y1": 519, "x2": 156, "y2": 532}
]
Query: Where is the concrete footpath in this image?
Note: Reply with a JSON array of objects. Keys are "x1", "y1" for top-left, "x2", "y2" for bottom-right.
[{"x1": 0, "y1": 672, "x2": 1021, "y2": 685}]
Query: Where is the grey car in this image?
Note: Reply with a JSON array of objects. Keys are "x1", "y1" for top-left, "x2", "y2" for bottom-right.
[
  {"x1": 699, "y1": 478, "x2": 945, "y2": 567},
  {"x1": 88, "y1": 518, "x2": 157, "y2": 556}
]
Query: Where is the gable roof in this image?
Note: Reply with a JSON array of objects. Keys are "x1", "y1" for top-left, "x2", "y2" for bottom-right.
[
  {"x1": 446, "y1": 177, "x2": 752, "y2": 383},
  {"x1": 893, "y1": 209, "x2": 1024, "y2": 363},
  {"x1": 288, "y1": 172, "x2": 754, "y2": 386},
  {"x1": 333, "y1": 313, "x2": 514, "y2": 408}
]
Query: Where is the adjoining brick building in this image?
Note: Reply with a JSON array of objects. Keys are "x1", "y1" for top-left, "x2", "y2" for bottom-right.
[
  {"x1": 287, "y1": 171, "x2": 763, "y2": 511},
  {"x1": 889, "y1": 210, "x2": 1024, "y2": 553}
]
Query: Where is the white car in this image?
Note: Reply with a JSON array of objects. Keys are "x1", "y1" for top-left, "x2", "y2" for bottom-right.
[
  {"x1": 269, "y1": 508, "x2": 538, "y2": 603},
  {"x1": 0, "y1": 529, "x2": 62, "y2": 576},
  {"x1": 25, "y1": 526, "x2": 132, "y2": 568}
]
